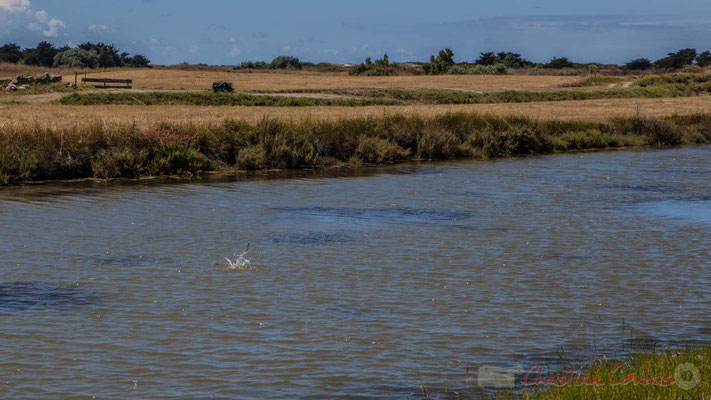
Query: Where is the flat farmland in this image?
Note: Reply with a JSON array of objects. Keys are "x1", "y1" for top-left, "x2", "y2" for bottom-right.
[{"x1": 87, "y1": 68, "x2": 585, "y2": 92}]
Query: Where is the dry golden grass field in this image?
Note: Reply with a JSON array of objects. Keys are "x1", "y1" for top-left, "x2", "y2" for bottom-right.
[
  {"x1": 83, "y1": 68, "x2": 585, "y2": 92},
  {"x1": 2, "y1": 96, "x2": 711, "y2": 131},
  {"x1": 2, "y1": 67, "x2": 710, "y2": 130}
]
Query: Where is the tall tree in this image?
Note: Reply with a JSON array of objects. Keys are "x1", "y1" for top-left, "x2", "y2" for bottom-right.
[
  {"x1": 23, "y1": 41, "x2": 59, "y2": 67},
  {"x1": 0, "y1": 43, "x2": 23, "y2": 64},
  {"x1": 695, "y1": 51, "x2": 711, "y2": 67},
  {"x1": 654, "y1": 48, "x2": 697, "y2": 69}
]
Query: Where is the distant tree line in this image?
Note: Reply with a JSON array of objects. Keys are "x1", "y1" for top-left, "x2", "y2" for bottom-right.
[
  {"x1": 345, "y1": 47, "x2": 711, "y2": 76},
  {"x1": 624, "y1": 49, "x2": 711, "y2": 70},
  {"x1": 0, "y1": 41, "x2": 150, "y2": 69},
  {"x1": 236, "y1": 56, "x2": 302, "y2": 70}
]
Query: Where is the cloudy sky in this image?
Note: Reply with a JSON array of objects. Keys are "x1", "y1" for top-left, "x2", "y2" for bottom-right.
[{"x1": 1, "y1": 0, "x2": 711, "y2": 65}]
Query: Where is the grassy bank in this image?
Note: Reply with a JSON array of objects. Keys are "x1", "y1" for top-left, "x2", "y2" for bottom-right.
[
  {"x1": 515, "y1": 346, "x2": 711, "y2": 400},
  {"x1": 1, "y1": 112, "x2": 710, "y2": 184},
  {"x1": 421, "y1": 346, "x2": 711, "y2": 399},
  {"x1": 59, "y1": 91, "x2": 402, "y2": 106}
]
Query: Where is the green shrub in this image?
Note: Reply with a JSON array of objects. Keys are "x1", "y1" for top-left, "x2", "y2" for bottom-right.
[
  {"x1": 356, "y1": 136, "x2": 409, "y2": 163},
  {"x1": 270, "y1": 56, "x2": 302, "y2": 70},
  {"x1": 559, "y1": 68, "x2": 582, "y2": 76},
  {"x1": 149, "y1": 143, "x2": 210, "y2": 176},
  {"x1": 236, "y1": 145, "x2": 267, "y2": 170},
  {"x1": 423, "y1": 48, "x2": 455, "y2": 75},
  {"x1": 446, "y1": 64, "x2": 507, "y2": 75},
  {"x1": 349, "y1": 54, "x2": 399, "y2": 76},
  {"x1": 416, "y1": 129, "x2": 461, "y2": 159},
  {"x1": 91, "y1": 148, "x2": 148, "y2": 178},
  {"x1": 547, "y1": 57, "x2": 573, "y2": 69},
  {"x1": 53, "y1": 48, "x2": 99, "y2": 69},
  {"x1": 482, "y1": 126, "x2": 554, "y2": 157}
]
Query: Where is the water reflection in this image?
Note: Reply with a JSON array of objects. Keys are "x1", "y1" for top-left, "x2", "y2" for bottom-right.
[{"x1": 0, "y1": 281, "x2": 98, "y2": 311}]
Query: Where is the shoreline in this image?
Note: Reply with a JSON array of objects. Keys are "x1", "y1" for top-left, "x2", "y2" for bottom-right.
[
  {"x1": 0, "y1": 143, "x2": 696, "y2": 188},
  {"x1": 1, "y1": 111, "x2": 710, "y2": 185}
]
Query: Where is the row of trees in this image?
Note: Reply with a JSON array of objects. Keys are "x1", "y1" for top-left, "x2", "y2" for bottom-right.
[
  {"x1": 0, "y1": 41, "x2": 150, "y2": 69},
  {"x1": 422, "y1": 49, "x2": 576, "y2": 75},
  {"x1": 236, "y1": 56, "x2": 302, "y2": 70},
  {"x1": 421, "y1": 48, "x2": 711, "y2": 75},
  {"x1": 624, "y1": 49, "x2": 711, "y2": 70}
]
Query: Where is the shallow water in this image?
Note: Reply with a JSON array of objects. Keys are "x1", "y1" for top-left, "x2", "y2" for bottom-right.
[{"x1": 1, "y1": 146, "x2": 710, "y2": 399}]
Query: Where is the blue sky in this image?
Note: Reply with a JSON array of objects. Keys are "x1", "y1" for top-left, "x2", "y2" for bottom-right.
[{"x1": 1, "y1": 0, "x2": 711, "y2": 65}]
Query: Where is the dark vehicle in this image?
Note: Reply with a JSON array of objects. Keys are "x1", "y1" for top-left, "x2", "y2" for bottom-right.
[{"x1": 212, "y1": 81, "x2": 234, "y2": 93}]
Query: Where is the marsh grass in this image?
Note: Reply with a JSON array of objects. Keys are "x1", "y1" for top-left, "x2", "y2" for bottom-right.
[
  {"x1": 1, "y1": 112, "x2": 709, "y2": 184},
  {"x1": 419, "y1": 345, "x2": 711, "y2": 400}
]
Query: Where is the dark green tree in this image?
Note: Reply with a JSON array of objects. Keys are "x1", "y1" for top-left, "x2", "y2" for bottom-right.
[
  {"x1": 696, "y1": 51, "x2": 711, "y2": 67},
  {"x1": 23, "y1": 41, "x2": 59, "y2": 67},
  {"x1": 423, "y1": 48, "x2": 455, "y2": 75},
  {"x1": 0, "y1": 43, "x2": 23, "y2": 64},
  {"x1": 498, "y1": 52, "x2": 532, "y2": 68},
  {"x1": 624, "y1": 58, "x2": 652, "y2": 70},
  {"x1": 476, "y1": 52, "x2": 497, "y2": 65},
  {"x1": 128, "y1": 54, "x2": 151, "y2": 67},
  {"x1": 547, "y1": 57, "x2": 573, "y2": 69},
  {"x1": 653, "y1": 48, "x2": 697, "y2": 69},
  {"x1": 78, "y1": 42, "x2": 123, "y2": 67},
  {"x1": 270, "y1": 55, "x2": 302, "y2": 70}
]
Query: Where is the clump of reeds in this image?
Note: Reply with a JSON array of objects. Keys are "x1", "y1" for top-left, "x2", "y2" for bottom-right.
[{"x1": 1, "y1": 112, "x2": 710, "y2": 184}]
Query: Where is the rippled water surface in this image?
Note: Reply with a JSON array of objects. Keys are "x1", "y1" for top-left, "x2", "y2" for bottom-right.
[{"x1": 1, "y1": 146, "x2": 710, "y2": 399}]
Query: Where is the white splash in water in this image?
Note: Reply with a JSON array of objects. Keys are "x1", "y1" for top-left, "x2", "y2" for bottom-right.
[{"x1": 224, "y1": 243, "x2": 254, "y2": 270}]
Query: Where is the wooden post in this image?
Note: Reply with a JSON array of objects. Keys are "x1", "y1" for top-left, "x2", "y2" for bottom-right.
[{"x1": 74, "y1": 71, "x2": 77, "y2": 87}]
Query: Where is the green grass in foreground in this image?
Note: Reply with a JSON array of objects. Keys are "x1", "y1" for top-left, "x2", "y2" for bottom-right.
[
  {"x1": 59, "y1": 91, "x2": 403, "y2": 106},
  {"x1": 1, "y1": 112, "x2": 711, "y2": 184},
  {"x1": 422, "y1": 346, "x2": 711, "y2": 400}
]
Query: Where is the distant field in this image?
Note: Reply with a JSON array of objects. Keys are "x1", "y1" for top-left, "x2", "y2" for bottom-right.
[
  {"x1": 85, "y1": 68, "x2": 585, "y2": 92},
  {"x1": 2, "y1": 96, "x2": 711, "y2": 130}
]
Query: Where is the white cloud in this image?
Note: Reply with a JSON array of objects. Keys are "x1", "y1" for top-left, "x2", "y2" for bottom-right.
[
  {"x1": 228, "y1": 46, "x2": 241, "y2": 57},
  {"x1": 34, "y1": 9, "x2": 47, "y2": 23},
  {"x1": 0, "y1": 0, "x2": 31, "y2": 13},
  {"x1": 25, "y1": 21, "x2": 41, "y2": 31},
  {"x1": 0, "y1": 0, "x2": 65, "y2": 37},
  {"x1": 43, "y1": 18, "x2": 64, "y2": 37},
  {"x1": 87, "y1": 24, "x2": 116, "y2": 34}
]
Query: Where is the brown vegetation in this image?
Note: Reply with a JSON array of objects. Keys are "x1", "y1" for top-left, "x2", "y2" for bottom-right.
[
  {"x1": 2, "y1": 97, "x2": 711, "y2": 131},
  {"x1": 86, "y1": 68, "x2": 586, "y2": 91}
]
